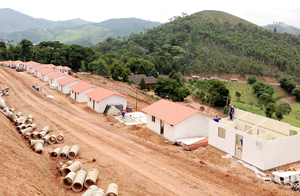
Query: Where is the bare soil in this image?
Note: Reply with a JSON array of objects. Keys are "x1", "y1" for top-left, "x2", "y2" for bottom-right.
[{"x1": 0, "y1": 67, "x2": 298, "y2": 196}]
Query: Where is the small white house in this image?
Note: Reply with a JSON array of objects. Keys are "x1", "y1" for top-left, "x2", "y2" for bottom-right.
[
  {"x1": 33, "y1": 65, "x2": 48, "y2": 76},
  {"x1": 56, "y1": 76, "x2": 81, "y2": 94},
  {"x1": 142, "y1": 99, "x2": 212, "y2": 142},
  {"x1": 208, "y1": 108, "x2": 300, "y2": 171},
  {"x1": 39, "y1": 69, "x2": 58, "y2": 82},
  {"x1": 27, "y1": 62, "x2": 41, "y2": 72},
  {"x1": 47, "y1": 72, "x2": 68, "y2": 86},
  {"x1": 69, "y1": 81, "x2": 97, "y2": 103},
  {"x1": 85, "y1": 87, "x2": 127, "y2": 113}
]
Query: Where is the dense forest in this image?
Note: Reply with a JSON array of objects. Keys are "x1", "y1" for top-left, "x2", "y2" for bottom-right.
[{"x1": 1, "y1": 10, "x2": 300, "y2": 80}]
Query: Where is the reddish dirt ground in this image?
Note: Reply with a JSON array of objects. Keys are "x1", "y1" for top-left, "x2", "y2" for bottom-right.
[{"x1": 0, "y1": 67, "x2": 299, "y2": 196}]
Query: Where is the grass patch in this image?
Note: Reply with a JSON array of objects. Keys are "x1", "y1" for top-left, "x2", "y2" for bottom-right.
[
  {"x1": 225, "y1": 82, "x2": 259, "y2": 105},
  {"x1": 231, "y1": 101, "x2": 265, "y2": 116}
]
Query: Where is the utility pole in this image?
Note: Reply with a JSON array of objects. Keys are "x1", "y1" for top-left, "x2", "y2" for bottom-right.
[{"x1": 136, "y1": 88, "x2": 138, "y2": 111}]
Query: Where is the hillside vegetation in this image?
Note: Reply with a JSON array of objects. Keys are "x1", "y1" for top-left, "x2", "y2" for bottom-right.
[{"x1": 91, "y1": 10, "x2": 300, "y2": 79}]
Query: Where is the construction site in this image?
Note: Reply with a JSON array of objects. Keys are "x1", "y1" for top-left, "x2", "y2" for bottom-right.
[{"x1": 1, "y1": 63, "x2": 300, "y2": 196}]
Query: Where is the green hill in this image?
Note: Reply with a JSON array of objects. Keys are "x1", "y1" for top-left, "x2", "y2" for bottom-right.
[
  {"x1": 92, "y1": 10, "x2": 300, "y2": 78},
  {"x1": 263, "y1": 23, "x2": 300, "y2": 35}
]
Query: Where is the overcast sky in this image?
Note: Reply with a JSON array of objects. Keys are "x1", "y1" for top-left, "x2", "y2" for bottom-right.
[{"x1": 1, "y1": 0, "x2": 300, "y2": 28}]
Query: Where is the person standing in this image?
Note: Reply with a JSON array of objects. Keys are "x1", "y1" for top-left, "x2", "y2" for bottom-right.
[
  {"x1": 229, "y1": 104, "x2": 234, "y2": 120},
  {"x1": 213, "y1": 114, "x2": 221, "y2": 122}
]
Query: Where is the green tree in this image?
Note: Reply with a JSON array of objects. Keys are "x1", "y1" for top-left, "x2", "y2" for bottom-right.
[
  {"x1": 258, "y1": 93, "x2": 275, "y2": 107},
  {"x1": 20, "y1": 39, "x2": 33, "y2": 62},
  {"x1": 88, "y1": 59, "x2": 109, "y2": 76},
  {"x1": 280, "y1": 77, "x2": 296, "y2": 94},
  {"x1": 265, "y1": 103, "x2": 275, "y2": 118},
  {"x1": 292, "y1": 87, "x2": 300, "y2": 102},
  {"x1": 139, "y1": 78, "x2": 148, "y2": 90},
  {"x1": 235, "y1": 91, "x2": 241, "y2": 102},
  {"x1": 252, "y1": 81, "x2": 274, "y2": 97},
  {"x1": 247, "y1": 76, "x2": 257, "y2": 84},
  {"x1": 206, "y1": 80, "x2": 230, "y2": 107},
  {"x1": 110, "y1": 60, "x2": 131, "y2": 82}
]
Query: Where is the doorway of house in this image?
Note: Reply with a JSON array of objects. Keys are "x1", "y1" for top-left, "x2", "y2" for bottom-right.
[
  {"x1": 93, "y1": 100, "x2": 95, "y2": 109},
  {"x1": 235, "y1": 134, "x2": 243, "y2": 159},
  {"x1": 160, "y1": 120, "x2": 164, "y2": 135}
]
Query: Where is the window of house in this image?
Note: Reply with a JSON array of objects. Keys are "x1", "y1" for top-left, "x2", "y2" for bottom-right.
[
  {"x1": 152, "y1": 116, "x2": 155, "y2": 122},
  {"x1": 218, "y1": 127, "x2": 226, "y2": 139},
  {"x1": 89, "y1": 98, "x2": 91, "y2": 102},
  {"x1": 256, "y1": 141, "x2": 263, "y2": 149}
]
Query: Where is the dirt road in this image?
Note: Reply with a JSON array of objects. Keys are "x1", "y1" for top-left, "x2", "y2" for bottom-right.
[{"x1": 0, "y1": 67, "x2": 296, "y2": 196}]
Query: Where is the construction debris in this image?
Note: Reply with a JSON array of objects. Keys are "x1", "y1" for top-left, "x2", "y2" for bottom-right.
[{"x1": 175, "y1": 136, "x2": 208, "y2": 151}]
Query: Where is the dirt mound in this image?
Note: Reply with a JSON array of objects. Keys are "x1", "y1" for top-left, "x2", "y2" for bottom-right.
[{"x1": 0, "y1": 113, "x2": 66, "y2": 196}]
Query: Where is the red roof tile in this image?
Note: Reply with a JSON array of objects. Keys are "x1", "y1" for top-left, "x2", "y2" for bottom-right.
[
  {"x1": 28, "y1": 62, "x2": 41, "y2": 68},
  {"x1": 33, "y1": 65, "x2": 47, "y2": 71},
  {"x1": 54, "y1": 65, "x2": 64, "y2": 70},
  {"x1": 69, "y1": 81, "x2": 96, "y2": 93},
  {"x1": 142, "y1": 99, "x2": 208, "y2": 125},
  {"x1": 56, "y1": 76, "x2": 80, "y2": 85},
  {"x1": 39, "y1": 68, "x2": 57, "y2": 75},
  {"x1": 63, "y1": 66, "x2": 72, "y2": 70},
  {"x1": 85, "y1": 87, "x2": 126, "y2": 101},
  {"x1": 47, "y1": 72, "x2": 67, "y2": 80}
]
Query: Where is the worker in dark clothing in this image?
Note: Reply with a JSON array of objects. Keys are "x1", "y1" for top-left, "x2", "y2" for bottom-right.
[
  {"x1": 122, "y1": 111, "x2": 125, "y2": 118},
  {"x1": 213, "y1": 114, "x2": 221, "y2": 122},
  {"x1": 229, "y1": 104, "x2": 234, "y2": 120},
  {"x1": 240, "y1": 138, "x2": 243, "y2": 146}
]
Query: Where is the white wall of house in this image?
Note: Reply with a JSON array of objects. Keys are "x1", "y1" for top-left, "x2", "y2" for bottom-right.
[
  {"x1": 87, "y1": 95, "x2": 127, "y2": 113},
  {"x1": 146, "y1": 114, "x2": 161, "y2": 135},
  {"x1": 43, "y1": 72, "x2": 56, "y2": 82},
  {"x1": 174, "y1": 113, "x2": 209, "y2": 141},
  {"x1": 59, "y1": 81, "x2": 80, "y2": 94},
  {"x1": 49, "y1": 75, "x2": 67, "y2": 86},
  {"x1": 34, "y1": 68, "x2": 48, "y2": 76},
  {"x1": 209, "y1": 119, "x2": 300, "y2": 171},
  {"x1": 146, "y1": 113, "x2": 209, "y2": 142},
  {"x1": 36, "y1": 71, "x2": 44, "y2": 78},
  {"x1": 71, "y1": 88, "x2": 96, "y2": 103}
]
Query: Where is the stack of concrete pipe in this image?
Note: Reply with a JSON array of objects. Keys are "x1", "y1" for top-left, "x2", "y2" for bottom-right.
[
  {"x1": 60, "y1": 165, "x2": 104, "y2": 193},
  {"x1": 0, "y1": 87, "x2": 9, "y2": 97},
  {"x1": 81, "y1": 183, "x2": 118, "y2": 196}
]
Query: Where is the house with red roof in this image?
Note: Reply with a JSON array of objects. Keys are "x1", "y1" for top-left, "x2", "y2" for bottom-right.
[
  {"x1": 27, "y1": 62, "x2": 41, "y2": 73},
  {"x1": 142, "y1": 99, "x2": 212, "y2": 142},
  {"x1": 47, "y1": 72, "x2": 68, "y2": 86},
  {"x1": 56, "y1": 76, "x2": 81, "y2": 94},
  {"x1": 85, "y1": 87, "x2": 127, "y2": 113},
  {"x1": 39, "y1": 69, "x2": 57, "y2": 81},
  {"x1": 36, "y1": 64, "x2": 55, "y2": 77},
  {"x1": 69, "y1": 81, "x2": 97, "y2": 103}
]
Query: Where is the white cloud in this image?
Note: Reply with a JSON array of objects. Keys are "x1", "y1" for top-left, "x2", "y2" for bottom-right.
[{"x1": 0, "y1": 0, "x2": 300, "y2": 28}]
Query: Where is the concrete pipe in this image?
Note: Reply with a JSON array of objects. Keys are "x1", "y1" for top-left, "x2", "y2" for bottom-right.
[
  {"x1": 50, "y1": 147, "x2": 61, "y2": 158},
  {"x1": 20, "y1": 127, "x2": 33, "y2": 135},
  {"x1": 25, "y1": 118, "x2": 33, "y2": 124},
  {"x1": 49, "y1": 134, "x2": 57, "y2": 145},
  {"x1": 42, "y1": 135, "x2": 51, "y2": 145},
  {"x1": 84, "y1": 168, "x2": 99, "y2": 188},
  {"x1": 61, "y1": 171, "x2": 76, "y2": 189},
  {"x1": 60, "y1": 146, "x2": 71, "y2": 159},
  {"x1": 37, "y1": 129, "x2": 50, "y2": 139},
  {"x1": 29, "y1": 131, "x2": 39, "y2": 140},
  {"x1": 82, "y1": 185, "x2": 99, "y2": 196},
  {"x1": 23, "y1": 132, "x2": 31, "y2": 141},
  {"x1": 26, "y1": 139, "x2": 44, "y2": 147},
  {"x1": 34, "y1": 142, "x2": 43, "y2": 154},
  {"x1": 8, "y1": 113, "x2": 16, "y2": 122},
  {"x1": 9, "y1": 108, "x2": 15, "y2": 112},
  {"x1": 68, "y1": 145, "x2": 80, "y2": 160},
  {"x1": 26, "y1": 123, "x2": 36, "y2": 129},
  {"x1": 5, "y1": 92, "x2": 9, "y2": 96},
  {"x1": 56, "y1": 134, "x2": 64, "y2": 144},
  {"x1": 17, "y1": 124, "x2": 27, "y2": 131},
  {"x1": 28, "y1": 114, "x2": 34, "y2": 120},
  {"x1": 0, "y1": 102, "x2": 5, "y2": 109},
  {"x1": 5, "y1": 87, "x2": 9, "y2": 90},
  {"x1": 61, "y1": 161, "x2": 82, "y2": 176},
  {"x1": 41, "y1": 126, "x2": 50, "y2": 133},
  {"x1": 106, "y1": 183, "x2": 118, "y2": 196},
  {"x1": 17, "y1": 112, "x2": 22, "y2": 118},
  {"x1": 92, "y1": 189, "x2": 105, "y2": 196},
  {"x1": 72, "y1": 170, "x2": 87, "y2": 192}
]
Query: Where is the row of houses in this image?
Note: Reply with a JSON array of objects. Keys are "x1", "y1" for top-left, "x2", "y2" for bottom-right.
[
  {"x1": 0, "y1": 60, "x2": 127, "y2": 114},
  {"x1": 2, "y1": 60, "x2": 300, "y2": 172}
]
